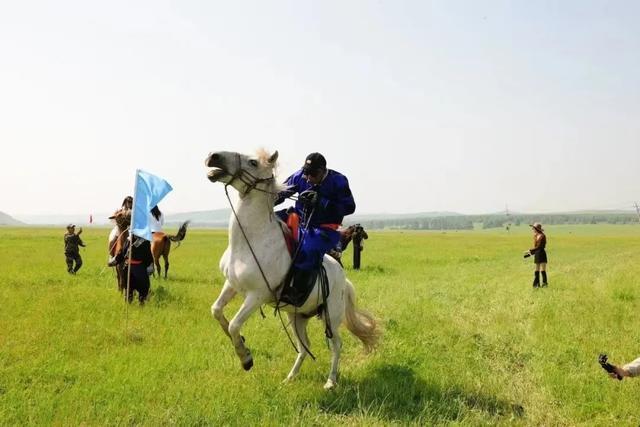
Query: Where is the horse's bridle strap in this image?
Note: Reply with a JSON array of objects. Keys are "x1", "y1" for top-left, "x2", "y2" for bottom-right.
[{"x1": 226, "y1": 153, "x2": 276, "y2": 196}]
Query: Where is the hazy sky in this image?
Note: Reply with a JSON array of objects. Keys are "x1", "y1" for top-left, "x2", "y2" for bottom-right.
[{"x1": 1, "y1": 0, "x2": 639, "y2": 216}]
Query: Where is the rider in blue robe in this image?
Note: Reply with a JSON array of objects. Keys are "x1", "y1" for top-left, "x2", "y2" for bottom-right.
[{"x1": 275, "y1": 153, "x2": 355, "y2": 295}]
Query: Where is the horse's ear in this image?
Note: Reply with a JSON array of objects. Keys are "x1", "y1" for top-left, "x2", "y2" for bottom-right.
[{"x1": 268, "y1": 150, "x2": 279, "y2": 164}]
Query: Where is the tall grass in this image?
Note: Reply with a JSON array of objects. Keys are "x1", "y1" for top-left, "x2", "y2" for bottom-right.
[{"x1": 1, "y1": 225, "x2": 640, "y2": 425}]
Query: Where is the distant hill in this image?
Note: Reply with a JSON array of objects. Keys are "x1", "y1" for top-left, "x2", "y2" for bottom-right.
[
  {"x1": 165, "y1": 209, "x2": 231, "y2": 227},
  {"x1": 0, "y1": 211, "x2": 24, "y2": 226},
  {"x1": 14, "y1": 213, "x2": 111, "y2": 226},
  {"x1": 162, "y1": 209, "x2": 463, "y2": 228}
]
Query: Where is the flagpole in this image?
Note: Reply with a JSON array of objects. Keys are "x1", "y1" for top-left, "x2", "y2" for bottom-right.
[{"x1": 124, "y1": 169, "x2": 139, "y2": 339}]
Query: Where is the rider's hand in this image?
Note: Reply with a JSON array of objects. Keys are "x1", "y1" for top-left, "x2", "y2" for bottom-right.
[
  {"x1": 609, "y1": 365, "x2": 628, "y2": 380},
  {"x1": 299, "y1": 190, "x2": 318, "y2": 208}
]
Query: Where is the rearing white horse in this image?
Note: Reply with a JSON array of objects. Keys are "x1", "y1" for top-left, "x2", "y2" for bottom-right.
[{"x1": 205, "y1": 149, "x2": 380, "y2": 390}]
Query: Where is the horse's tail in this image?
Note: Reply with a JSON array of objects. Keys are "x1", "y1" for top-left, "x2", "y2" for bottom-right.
[
  {"x1": 343, "y1": 279, "x2": 380, "y2": 352},
  {"x1": 169, "y1": 221, "x2": 190, "y2": 243}
]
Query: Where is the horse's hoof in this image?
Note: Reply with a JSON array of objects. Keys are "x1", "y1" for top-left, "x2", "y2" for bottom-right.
[
  {"x1": 242, "y1": 357, "x2": 254, "y2": 371},
  {"x1": 323, "y1": 379, "x2": 337, "y2": 391}
]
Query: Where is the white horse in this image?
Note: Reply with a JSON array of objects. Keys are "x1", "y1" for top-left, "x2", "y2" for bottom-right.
[{"x1": 205, "y1": 149, "x2": 380, "y2": 390}]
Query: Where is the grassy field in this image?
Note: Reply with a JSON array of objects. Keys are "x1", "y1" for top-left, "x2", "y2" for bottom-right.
[{"x1": 1, "y1": 224, "x2": 640, "y2": 425}]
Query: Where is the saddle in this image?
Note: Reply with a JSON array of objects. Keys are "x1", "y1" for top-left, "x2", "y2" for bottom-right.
[
  {"x1": 279, "y1": 212, "x2": 342, "y2": 262},
  {"x1": 279, "y1": 267, "x2": 322, "y2": 307},
  {"x1": 278, "y1": 212, "x2": 333, "y2": 307}
]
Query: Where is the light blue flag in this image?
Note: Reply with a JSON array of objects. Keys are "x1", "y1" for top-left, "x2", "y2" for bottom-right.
[{"x1": 132, "y1": 170, "x2": 173, "y2": 241}]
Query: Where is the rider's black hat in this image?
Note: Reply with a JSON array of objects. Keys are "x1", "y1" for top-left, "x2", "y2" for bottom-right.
[{"x1": 303, "y1": 152, "x2": 326, "y2": 174}]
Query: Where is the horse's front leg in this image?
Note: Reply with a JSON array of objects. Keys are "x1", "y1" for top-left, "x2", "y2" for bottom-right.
[
  {"x1": 211, "y1": 280, "x2": 237, "y2": 338},
  {"x1": 228, "y1": 293, "x2": 262, "y2": 371},
  {"x1": 284, "y1": 313, "x2": 311, "y2": 383}
]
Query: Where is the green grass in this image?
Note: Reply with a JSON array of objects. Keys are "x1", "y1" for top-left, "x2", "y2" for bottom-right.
[{"x1": 1, "y1": 224, "x2": 640, "y2": 425}]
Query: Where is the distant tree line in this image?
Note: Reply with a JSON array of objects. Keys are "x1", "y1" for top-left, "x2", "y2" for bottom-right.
[
  {"x1": 353, "y1": 216, "x2": 474, "y2": 231},
  {"x1": 352, "y1": 213, "x2": 639, "y2": 231},
  {"x1": 480, "y1": 213, "x2": 639, "y2": 229}
]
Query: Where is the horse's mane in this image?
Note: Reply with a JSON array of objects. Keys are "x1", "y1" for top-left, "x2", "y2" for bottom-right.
[{"x1": 256, "y1": 148, "x2": 287, "y2": 193}]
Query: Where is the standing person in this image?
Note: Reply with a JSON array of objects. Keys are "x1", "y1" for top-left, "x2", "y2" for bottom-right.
[
  {"x1": 274, "y1": 152, "x2": 355, "y2": 303},
  {"x1": 109, "y1": 233, "x2": 154, "y2": 304},
  {"x1": 107, "y1": 209, "x2": 154, "y2": 304},
  {"x1": 524, "y1": 222, "x2": 548, "y2": 288},
  {"x1": 64, "y1": 224, "x2": 86, "y2": 274}
]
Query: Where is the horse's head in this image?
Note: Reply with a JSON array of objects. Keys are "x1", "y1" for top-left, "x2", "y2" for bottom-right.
[{"x1": 205, "y1": 150, "x2": 279, "y2": 195}]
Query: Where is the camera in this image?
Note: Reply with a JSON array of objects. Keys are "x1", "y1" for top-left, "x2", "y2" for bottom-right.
[
  {"x1": 523, "y1": 252, "x2": 531, "y2": 258},
  {"x1": 599, "y1": 353, "x2": 622, "y2": 380}
]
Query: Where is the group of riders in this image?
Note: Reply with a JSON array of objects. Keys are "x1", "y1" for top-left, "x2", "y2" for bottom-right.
[
  {"x1": 68, "y1": 152, "x2": 358, "y2": 305},
  {"x1": 105, "y1": 196, "x2": 168, "y2": 303}
]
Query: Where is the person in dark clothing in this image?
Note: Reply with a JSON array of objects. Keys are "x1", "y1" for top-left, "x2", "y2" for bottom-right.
[
  {"x1": 64, "y1": 224, "x2": 85, "y2": 274},
  {"x1": 109, "y1": 234, "x2": 154, "y2": 304},
  {"x1": 274, "y1": 153, "x2": 355, "y2": 302},
  {"x1": 524, "y1": 222, "x2": 548, "y2": 288}
]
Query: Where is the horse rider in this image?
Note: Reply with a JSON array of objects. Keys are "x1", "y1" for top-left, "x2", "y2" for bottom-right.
[
  {"x1": 108, "y1": 196, "x2": 133, "y2": 256},
  {"x1": 149, "y1": 205, "x2": 165, "y2": 236},
  {"x1": 64, "y1": 224, "x2": 85, "y2": 274},
  {"x1": 524, "y1": 222, "x2": 548, "y2": 288},
  {"x1": 274, "y1": 152, "x2": 355, "y2": 301}
]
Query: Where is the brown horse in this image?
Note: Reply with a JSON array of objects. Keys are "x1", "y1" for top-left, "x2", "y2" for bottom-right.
[{"x1": 151, "y1": 222, "x2": 189, "y2": 279}]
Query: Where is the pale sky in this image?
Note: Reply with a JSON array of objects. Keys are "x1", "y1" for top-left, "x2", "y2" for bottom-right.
[{"x1": 1, "y1": 1, "x2": 639, "y2": 216}]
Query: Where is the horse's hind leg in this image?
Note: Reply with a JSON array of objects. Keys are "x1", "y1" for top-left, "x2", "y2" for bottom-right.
[
  {"x1": 211, "y1": 280, "x2": 236, "y2": 338},
  {"x1": 324, "y1": 290, "x2": 346, "y2": 390},
  {"x1": 163, "y1": 242, "x2": 170, "y2": 279},
  {"x1": 228, "y1": 294, "x2": 262, "y2": 371},
  {"x1": 154, "y1": 256, "x2": 161, "y2": 278},
  {"x1": 284, "y1": 313, "x2": 311, "y2": 383}
]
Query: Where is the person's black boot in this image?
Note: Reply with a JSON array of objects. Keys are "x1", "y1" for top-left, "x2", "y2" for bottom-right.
[
  {"x1": 533, "y1": 271, "x2": 540, "y2": 288},
  {"x1": 541, "y1": 271, "x2": 548, "y2": 287}
]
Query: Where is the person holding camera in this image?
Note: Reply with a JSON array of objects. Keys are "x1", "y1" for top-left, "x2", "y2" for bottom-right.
[
  {"x1": 524, "y1": 222, "x2": 548, "y2": 288},
  {"x1": 602, "y1": 355, "x2": 640, "y2": 380},
  {"x1": 274, "y1": 152, "x2": 355, "y2": 302},
  {"x1": 64, "y1": 224, "x2": 85, "y2": 274}
]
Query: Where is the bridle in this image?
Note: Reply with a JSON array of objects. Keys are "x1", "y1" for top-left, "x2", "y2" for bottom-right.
[
  {"x1": 222, "y1": 153, "x2": 282, "y2": 301},
  {"x1": 225, "y1": 153, "x2": 276, "y2": 197}
]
